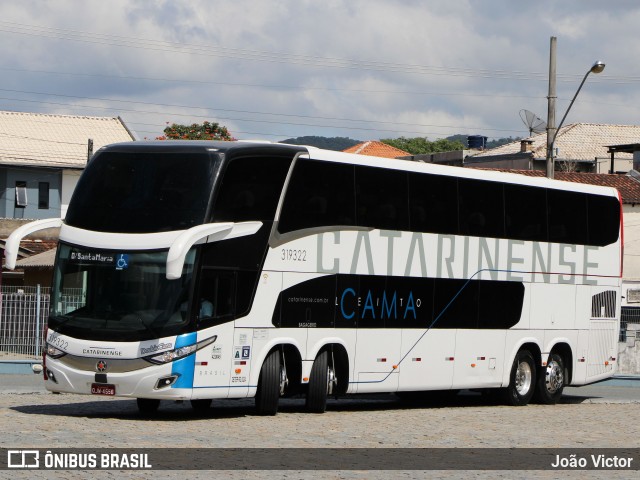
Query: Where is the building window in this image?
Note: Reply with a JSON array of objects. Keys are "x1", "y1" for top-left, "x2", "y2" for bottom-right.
[
  {"x1": 15, "y1": 181, "x2": 27, "y2": 207},
  {"x1": 38, "y1": 182, "x2": 50, "y2": 209}
]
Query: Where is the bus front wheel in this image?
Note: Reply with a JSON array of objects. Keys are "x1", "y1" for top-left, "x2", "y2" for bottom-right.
[
  {"x1": 504, "y1": 350, "x2": 536, "y2": 406},
  {"x1": 306, "y1": 350, "x2": 335, "y2": 413},
  {"x1": 255, "y1": 350, "x2": 282, "y2": 416},
  {"x1": 534, "y1": 353, "x2": 565, "y2": 404}
]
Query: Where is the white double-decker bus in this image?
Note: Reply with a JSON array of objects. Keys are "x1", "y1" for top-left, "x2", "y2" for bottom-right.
[{"x1": 6, "y1": 141, "x2": 622, "y2": 414}]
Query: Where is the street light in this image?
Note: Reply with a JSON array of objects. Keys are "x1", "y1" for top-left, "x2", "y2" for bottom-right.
[
  {"x1": 546, "y1": 40, "x2": 605, "y2": 178},
  {"x1": 553, "y1": 61, "x2": 605, "y2": 141}
]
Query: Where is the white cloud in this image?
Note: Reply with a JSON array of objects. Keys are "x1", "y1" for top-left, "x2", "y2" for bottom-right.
[{"x1": 0, "y1": 0, "x2": 638, "y2": 141}]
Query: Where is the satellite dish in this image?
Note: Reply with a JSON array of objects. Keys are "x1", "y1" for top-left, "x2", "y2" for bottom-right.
[{"x1": 519, "y1": 109, "x2": 547, "y2": 135}]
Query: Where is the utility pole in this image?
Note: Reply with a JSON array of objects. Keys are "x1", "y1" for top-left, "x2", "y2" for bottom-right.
[{"x1": 546, "y1": 36, "x2": 557, "y2": 179}]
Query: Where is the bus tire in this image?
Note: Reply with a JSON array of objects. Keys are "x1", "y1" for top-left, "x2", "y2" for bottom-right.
[
  {"x1": 306, "y1": 350, "x2": 331, "y2": 413},
  {"x1": 255, "y1": 350, "x2": 281, "y2": 416},
  {"x1": 504, "y1": 350, "x2": 536, "y2": 406},
  {"x1": 190, "y1": 399, "x2": 212, "y2": 411},
  {"x1": 534, "y1": 353, "x2": 565, "y2": 404},
  {"x1": 136, "y1": 398, "x2": 160, "y2": 415}
]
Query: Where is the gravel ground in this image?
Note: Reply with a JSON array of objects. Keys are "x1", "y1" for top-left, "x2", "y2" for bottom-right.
[{"x1": 0, "y1": 385, "x2": 638, "y2": 480}]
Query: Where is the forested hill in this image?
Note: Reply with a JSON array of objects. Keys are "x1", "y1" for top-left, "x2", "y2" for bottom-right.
[{"x1": 279, "y1": 135, "x2": 519, "y2": 152}]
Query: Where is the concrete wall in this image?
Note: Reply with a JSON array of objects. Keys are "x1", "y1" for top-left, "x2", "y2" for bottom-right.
[
  {"x1": 61, "y1": 169, "x2": 82, "y2": 218},
  {"x1": 595, "y1": 157, "x2": 632, "y2": 174},
  {"x1": 618, "y1": 325, "x2": 640, "y2": 374},
  {"x1": 623, "y1": 205, "x2": 640, "y2": 281},
  {"x1": 466, "y1": 157, "x2": 532, "y2": 170}
]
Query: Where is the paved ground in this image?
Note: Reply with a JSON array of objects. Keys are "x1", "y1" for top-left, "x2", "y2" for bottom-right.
[{"x1": 1, "y1": 374, "x2": 639, "y2": 479}]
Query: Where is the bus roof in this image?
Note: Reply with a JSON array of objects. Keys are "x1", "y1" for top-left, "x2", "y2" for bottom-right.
[{"x1": 97, "y1": 140, "x2": 619, "y2": 199}]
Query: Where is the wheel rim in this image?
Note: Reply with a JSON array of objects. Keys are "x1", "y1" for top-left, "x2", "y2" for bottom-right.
[
  {"x1": 515, "y1": 360, "x2": 532, "y2": 396},
  {"x1": 545, "y1": 360, "x2": 564, "y2": 394},
  {"x1": 279, "y1": 364, "x2": 287, "y2": 396},
  {"x1": 327, "y1": 366, "x2": 336, "y2": 396}
]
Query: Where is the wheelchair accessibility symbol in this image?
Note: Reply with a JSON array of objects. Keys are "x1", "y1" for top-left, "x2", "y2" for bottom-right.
[{"x1": 115, "y1": 254, "x2": 129, "y2": 270}]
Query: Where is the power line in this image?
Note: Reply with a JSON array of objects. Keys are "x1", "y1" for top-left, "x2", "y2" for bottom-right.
[
  {"x1": 0, "y1": 66, "x2": 548, "y2": 99},
  {"x1": 0, "y1": 21, "x2": 614, "y2": 82},
  {"x1": 0, "y1": 95, "x2": 525, "y2": 137},
  {"x1": 0, "y1": 88, "x2": 523, "y2": 132}
]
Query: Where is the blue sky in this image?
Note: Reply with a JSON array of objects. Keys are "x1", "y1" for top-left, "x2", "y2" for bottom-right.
[{"x1": 0, "y1": 0, "x2": 638, "y2": 142}]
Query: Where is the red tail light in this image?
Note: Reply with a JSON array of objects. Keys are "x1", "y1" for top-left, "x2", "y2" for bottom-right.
[{"x1": 619, "y1": 190, "x2": 624, "y2": 278}]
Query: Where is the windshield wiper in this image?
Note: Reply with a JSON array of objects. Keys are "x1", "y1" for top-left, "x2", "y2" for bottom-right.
[{"x1": 133, "y1": 315, "x2": 161, "y2": 339}]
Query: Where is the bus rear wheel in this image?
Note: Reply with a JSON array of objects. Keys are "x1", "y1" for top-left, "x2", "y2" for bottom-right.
[
  {"x1": 306, "y1": 350, "x2": 336, "y2": 413},
  {"x1": 504, "y1": 350, "x2": 536, "y2": 406},
  {"x1": 255, "y1": 350, "x2": 282, "y2": 416},
  {"x1": 534, "y1": 353, "x2": 565, "y2": 404}
]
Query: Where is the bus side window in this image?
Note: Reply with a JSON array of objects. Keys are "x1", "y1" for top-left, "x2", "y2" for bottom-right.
[
  {"x1": 196, "y1": 269, "x2": 260, "y2": 328},
  {"x1": 504, "y1": 184, "x2": 548, "y2": 242},
  {"x1": 196, "y1": 269, "x2": 236, "y2": 327},
  {"x1": 279, "y1": 160, "x2": 355, "y2": 233},
  {"x1": 213, "y1": 156, "x2": 292, "y2": 222},
  {"x1": 458, "y1": 178, "x2": 505, "y2": 238},
  {"x1": 548, "y1": 189, "x2": 588, "y2": 245},
  {"x1": 587, "y1": 194, "x2": 620, "y2": 247},
  {"x1": 355, "y1": 166, "x2": 409, "y2": 231},
  {"x1": 408, "y1": 173, "x2": 458, "y2": 235}
]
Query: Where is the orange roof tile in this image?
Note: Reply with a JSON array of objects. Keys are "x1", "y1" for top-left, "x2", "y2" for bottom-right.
[{"x1": 343, "y1": 141, "x2": 410, "y2": 159}]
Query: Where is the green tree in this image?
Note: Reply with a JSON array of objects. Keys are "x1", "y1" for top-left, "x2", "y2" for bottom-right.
[
  {"x1": 157, "y1": 121, "x2": 234, "y2": 140},
  {"x1": 380, "y1": 137, "x2": 465, "y2": 155}
]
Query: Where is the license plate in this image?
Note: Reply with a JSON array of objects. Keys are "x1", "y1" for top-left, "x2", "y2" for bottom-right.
[{"x1": 91, "y1": 383, "x2": 116, "y2": 396}]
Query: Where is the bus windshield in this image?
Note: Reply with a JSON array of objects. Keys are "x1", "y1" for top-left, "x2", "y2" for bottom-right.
[
  {"x1": 65, "y1": 151, "x2": 217, "y2": 233},
  {"x1": 50, "y1": 243, "x2": 197, "y2": 342}
]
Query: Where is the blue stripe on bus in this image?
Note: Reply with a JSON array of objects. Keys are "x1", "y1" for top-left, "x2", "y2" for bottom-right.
[{"x1": 171, "y1": 332, "x2": 197, "y2": 389}]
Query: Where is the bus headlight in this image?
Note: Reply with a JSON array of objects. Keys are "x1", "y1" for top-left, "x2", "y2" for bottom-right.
[
  {"x1": 144, "y1": 335, "x2": 217, "y2": 365},
  {"x1": 45, "y1": 343, "x2": 67, "y2": 359}
]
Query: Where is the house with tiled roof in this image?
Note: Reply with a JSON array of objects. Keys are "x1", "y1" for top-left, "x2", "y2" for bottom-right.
[
  {"x1": 343, "y1": 141, "x2": 410, "y2": 159},
  {"x1": 0, "y1": 110, "x2": 135, "y2": 220},
  {"x1": 0, "y1": 110, "x2": 135, "y2": 285},
  {"x1": 468, "y1": 123, "x2": 640, "y2": 173},
  {"x1": 0, "y1": 238, "x2": 58, "y2": 286}
]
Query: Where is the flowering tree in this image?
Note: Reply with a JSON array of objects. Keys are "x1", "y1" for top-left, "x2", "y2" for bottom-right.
[{"x1": 156, "y1": 121, "x2": 234, "y2": 140}]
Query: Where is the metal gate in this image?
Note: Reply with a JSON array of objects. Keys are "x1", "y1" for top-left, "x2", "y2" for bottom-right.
[
  {"x1": 0, "y1": 286, "x2": 86, "y2": 361},
  {"x1": 0, "y1": 286, "x2": 49, "y2": 360}
]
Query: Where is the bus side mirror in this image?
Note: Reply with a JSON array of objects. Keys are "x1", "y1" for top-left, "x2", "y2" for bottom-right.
[
  {"x1": 4, "y1": 218, "x2": 63, "y2": 270},
  {"x1": 165, "y1": 221, "x2": 263, "y2": 279}
]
